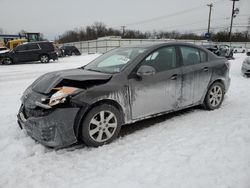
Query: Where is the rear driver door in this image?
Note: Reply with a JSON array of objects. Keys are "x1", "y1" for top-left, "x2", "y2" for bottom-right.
[{"x1": 179, "y1": 46, "x2": 212, "y2": 107}]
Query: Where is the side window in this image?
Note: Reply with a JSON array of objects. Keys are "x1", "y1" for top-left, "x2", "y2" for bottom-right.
[
  {"x1": 199, "y1": 50, "x2": 207, "y2": 62},
  {"x1": 15, "y1": 45, "x2": 27, "y2": 51},
  {"x1": 180, "y1": 46, "x2": 200, "y2": 66},
  {"x1": 27, "y1": 44, "x2": 40, "y2": 50},
  {"x1": 141, "y1": 47, "x2": 177, "y2": 72}
]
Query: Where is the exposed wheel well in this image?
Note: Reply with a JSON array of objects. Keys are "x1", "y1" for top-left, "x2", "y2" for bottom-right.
[
  {"x1": 210, "y1": 79, "x2": 225, "y2": 92},
  {"x1": 202, "y1": 79, "x2": 225, "y2": 104},
  {"x1": 74, "y1": 99, "x2": 125, "y2": 140}
]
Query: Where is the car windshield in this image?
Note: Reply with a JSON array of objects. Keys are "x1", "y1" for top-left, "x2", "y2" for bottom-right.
[{"x1": 84, "y1": 47, "x2": 146, "y2": 73}]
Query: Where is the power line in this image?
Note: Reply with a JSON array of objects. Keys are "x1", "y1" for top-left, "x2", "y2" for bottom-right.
[
  {"x1": 157, "y1": 16, "x2": 231, "y2": 31},
  {"x1": 123, "y1": 5, "x2": 206, "y2": 27},
  {"x1": 119, "y1": 1, "x2": 227, "y2": 28},
  {"x1": 118, "y1": 0, "x2": 228, "y2": 29}
]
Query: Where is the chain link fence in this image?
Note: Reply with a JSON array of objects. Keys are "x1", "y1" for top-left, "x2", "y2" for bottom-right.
[{"x1": 60, "y1": 38, "x2": 250, "y2": 54}]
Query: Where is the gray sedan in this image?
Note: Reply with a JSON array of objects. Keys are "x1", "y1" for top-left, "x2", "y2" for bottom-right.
[{"x1": 18, "y1": 42, "x2": 231, "y2": 148}]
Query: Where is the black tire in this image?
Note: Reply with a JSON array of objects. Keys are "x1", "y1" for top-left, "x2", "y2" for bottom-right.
[
  {"x1": 2, "y1": 57, "x2": 13, "y2": 65},
  {"x1": 203, "y1": 82, "x2": 225, "y2": 110},
  {"x1": 80, "y1": 104, "x2": 122, "y2": 147},
  {"x1": 242, "y1": 50, "x2": 245, "y2": 53},
  {"x1": 40, "y1": 54, "x2": 49, "y2": 63}
]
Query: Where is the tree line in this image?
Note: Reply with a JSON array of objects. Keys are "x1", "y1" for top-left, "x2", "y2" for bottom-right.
[{"x1": 57, "y1": 22, "x2": 250, "y2": 43}]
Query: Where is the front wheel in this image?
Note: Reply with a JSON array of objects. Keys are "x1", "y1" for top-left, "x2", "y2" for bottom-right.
[
  {"x1": 40, "y1": 54, "x2": 49, "y2": 63},
  {"x1": 2, "y1": 57, "x2": 13, "y2": 65},
  {"x1": 203, "y1": 82, "x2": 225, "y2": 110},
  {"x1": 80, "y1": 104, "x2": 122, "y2": 147}
]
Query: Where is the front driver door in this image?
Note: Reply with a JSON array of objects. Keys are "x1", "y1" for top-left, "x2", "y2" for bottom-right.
[{"x1": 129, "y1": 46, "x2": 182, "y2": 120}]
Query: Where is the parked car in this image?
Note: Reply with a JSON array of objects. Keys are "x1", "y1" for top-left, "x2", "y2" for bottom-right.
[
  {"x1": 0, "y1": 41, "x2": 58, "y2": 65},
  {"x1": 218, "y1": 44, "x2": 234, "y2": 59},
  {"x1": 60, "y1": 45, "x2": 81, "y2": 57},
  {"x1": 241, "y1": 53, "x2": 250, "y2": 76},
  {"x1": 233, "y1": 46, "x2": 246, "y2": 53},
  {"x1": 54, "y1": 45, "x2": 63, "y2": 57},
  {"x1": 0, "y1": 47, "x2": 9, "y2": 54},
  {"x1": 17, "y1": 42, "x2": 230, "y2": 148},
  {"x1": 201, "y1": 44, "x2": 233, "y2": 59},
  {"x1": 200, "y1": 44, "x2": 220, "y2": 56}
]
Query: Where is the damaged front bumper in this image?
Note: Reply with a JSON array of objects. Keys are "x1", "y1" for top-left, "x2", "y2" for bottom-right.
[{"x1": 17, "y1": 105, "x2": 80, "y2": 148}]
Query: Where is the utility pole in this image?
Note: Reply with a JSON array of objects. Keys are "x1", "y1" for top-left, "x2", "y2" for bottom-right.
[
  {"x1": 121, "y1": 26, "x2": 126, "y2": 38},
  {"x1": 229, "y1": 0, "x2": 240, "y2": 42},
  {"x1": 207, "y1": 3, "x2": 213, "y2": 34}
]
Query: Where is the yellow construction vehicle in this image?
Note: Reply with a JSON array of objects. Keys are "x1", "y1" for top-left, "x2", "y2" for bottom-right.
[{"x1": 6, "y1": 39, "x2": 27, "y2": 49}]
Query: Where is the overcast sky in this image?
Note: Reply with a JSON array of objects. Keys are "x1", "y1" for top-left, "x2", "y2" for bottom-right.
[{"x1": 0, "y1": 0, "x2": 249, "y2": 40}]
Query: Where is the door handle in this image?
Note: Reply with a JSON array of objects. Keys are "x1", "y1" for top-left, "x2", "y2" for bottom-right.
[
  {"x1": 170, "y1": 74, "x2": 178, "y2": 80},
  {"x1": 202, "y1": 67, "x2": 209, "y2": 72}
]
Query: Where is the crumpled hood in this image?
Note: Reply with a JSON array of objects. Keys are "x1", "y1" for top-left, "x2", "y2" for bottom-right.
[{"x1": 31, "y1": 68, "x2": 112, "y2": 94}]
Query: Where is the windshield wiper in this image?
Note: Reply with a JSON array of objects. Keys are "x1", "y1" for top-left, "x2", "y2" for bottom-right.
[{"x1": 86, "y1": 68, "x2": 104, "y2": 73}]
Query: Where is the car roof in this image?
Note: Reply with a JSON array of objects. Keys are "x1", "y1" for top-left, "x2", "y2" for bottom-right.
[{"x1": 123, "y1": 42, "x2": 207, "y2": 50}]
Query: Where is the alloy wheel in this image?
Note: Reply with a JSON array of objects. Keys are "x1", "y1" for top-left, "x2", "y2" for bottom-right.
[
  {"x1": 40, "y1": 55, "x2": 49, "y2": 63},
  {"x1": 88, "y1": 111, "x2": 117, "y2": 142},
  {"x1": 208, "y1": 85, "x2": 223, "y2": 107}
]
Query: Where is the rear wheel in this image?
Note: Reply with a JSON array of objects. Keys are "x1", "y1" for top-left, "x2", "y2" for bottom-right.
[
  {"x1": 203, "y1": 82, "x2": 225, "y2": 110},
  {"x1": 80, "y1": 104, "x2": 122, "y2": 147},
  {"x1": 40, "y1": 54, "x2": 49, "y2": 63},
  {"x1": 2, "y1": 57, "x2": 13, "y2": 65}
]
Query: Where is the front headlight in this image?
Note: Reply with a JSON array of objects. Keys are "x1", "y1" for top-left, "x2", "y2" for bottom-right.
[{"x1": 49, "y1": 86, "x2": 78, "y2": 107}]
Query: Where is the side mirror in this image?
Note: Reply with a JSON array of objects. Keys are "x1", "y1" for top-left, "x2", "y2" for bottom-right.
[
  {"x1": 137, "y1": 65, "x2": 156, "y2": 77},
  {"x1": 247, "y1": 52, "x2": 250, "y2": 56}
]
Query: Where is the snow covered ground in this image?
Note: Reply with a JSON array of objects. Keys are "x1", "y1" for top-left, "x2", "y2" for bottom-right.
[{"x1": 0, "y1": 53, "x2": 250, "y2": 188}]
